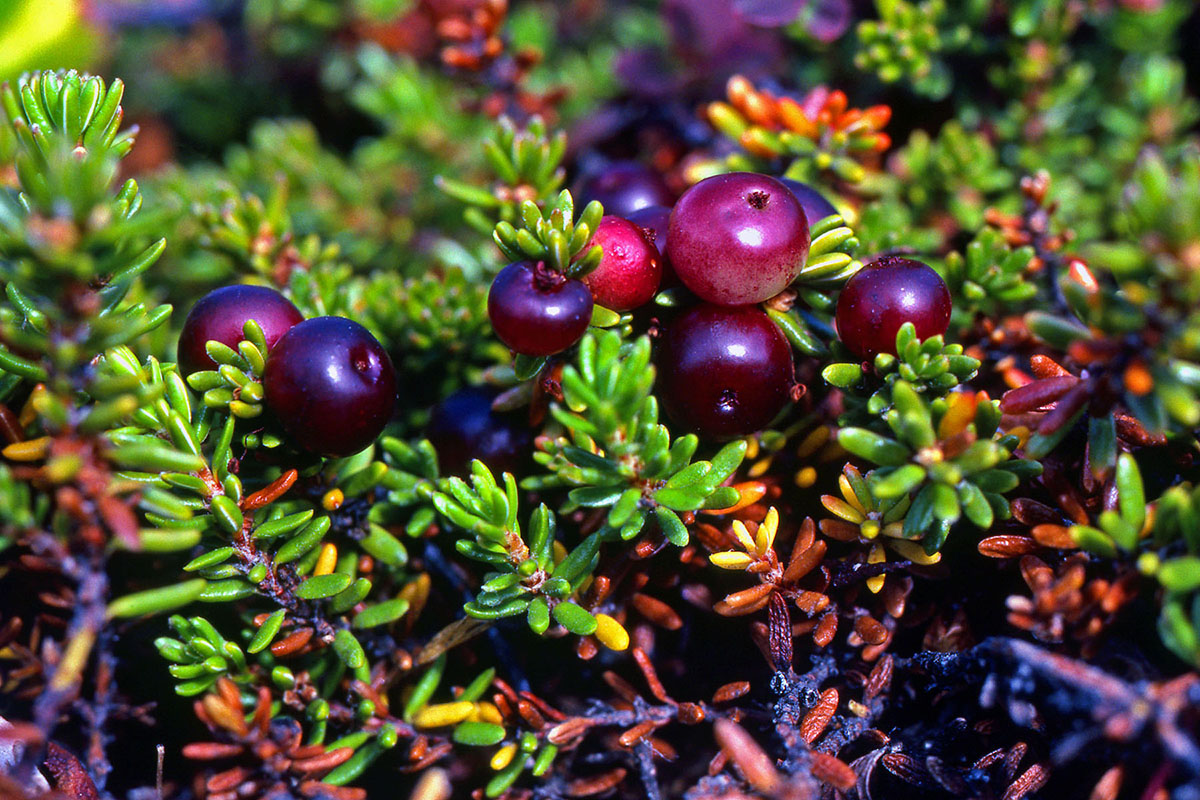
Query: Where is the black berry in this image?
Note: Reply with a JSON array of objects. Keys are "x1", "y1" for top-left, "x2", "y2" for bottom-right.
[
  {"x1": 425, "y1": 387, "x2": 531, "y2": 476},
  {"x1": 577, "y1": 161, "x2": 674, "y2": 217},
  {"x1": 657, "y1": 304, "x2": 795, "y2": 439},
  {"x1": 263, "y1": 317, "x2": 396, "y2": 457},
  {"x1": 487, "y1": 261, "x2": 593, "y2": 356},
  {"x1": 835, "y1": 256, "x2": 952, "y2": 359},
  {"x1": 177, "y1": 285, "x2": 304, "y2": 375},
  {"x1": 779, "y1": 177, "x2": 839, "y2": 224}
]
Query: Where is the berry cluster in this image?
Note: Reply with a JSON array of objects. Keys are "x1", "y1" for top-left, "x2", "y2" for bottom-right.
[
  {"x1": 6, "y1": 4, "x2": 1199, "y2": 799},
  {"x1": 180, "y1": 287, "x2": 396, "y2": 457},
  {"x1": 487, "y1": 167, "x2": 951, "y2": 440}
]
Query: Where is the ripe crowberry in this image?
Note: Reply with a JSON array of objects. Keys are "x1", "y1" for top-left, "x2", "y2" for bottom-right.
[
  {"x1": 582, "y1": 216, "x2": 662, "y2": 311},
  {"x1": 177, "y1": 285, "x2": 303, "y2": 375},
  {"x1": 263, "y1": 317, "x2": 396, "y2": 457},
  {"x1": 487, "y1": 262, "x2": 593, "y2": 356},
  {"x1": 779, "y1": 177, "x2": 839, "y2": 224},
  {"x1": 425, "y1": 387, "x2": 531, "y2": 476},
  {"x1": 627, "y1": 205, "x2": 680, "y2": 289},
  {"x1": 835, "y1": 256, "x2": 952, "y2": 359},
  {"x1": 657, "y1": 304, "x2": 795, "y2": 439},
  {"x1": 667, "y1": 172, "x2": 810, "y2": 306},
  {"x1": 577, "y1": 161, "x2": 674, "y2": 217}
]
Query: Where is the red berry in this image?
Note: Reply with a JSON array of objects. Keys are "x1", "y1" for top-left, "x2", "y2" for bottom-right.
[
  {"x1": 177, "y1": 285, "x2": 304, "y2": 375},
  {"x1": 488, "y1": 262, "x2": 593, "y2": 357},
  {"x1": 577, "y1": 161, "x2": 674, "y2": 217},
  {"x1": 779, "y1": 177, "x2": 839, "y2": 225},
  {"x1": 835, "y1": 256, "x2": 952, "y2": 359},
  {"x1": 657, "y1": 304, "x2": 795, "y2": 439},
  {"x1": 425, "y1": 387, "x2": 531, "y2": 476},
  {"x1": 263, "y1": 317, "x2": 396, "y2": 457},
  {"x1": 627, "y1": 205, "x2": 681, "y2": 289},
  {"x1": 582, "y1": 216, "x2": 662, "y2": 311},
  {"x1": 667, "y1": 172, "x2": 810, "y2": 306}
]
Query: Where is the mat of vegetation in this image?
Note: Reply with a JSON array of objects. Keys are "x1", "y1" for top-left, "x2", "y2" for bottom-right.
[{"x1": 1, "y1": 2, "x2": 1199, "y2": 799}]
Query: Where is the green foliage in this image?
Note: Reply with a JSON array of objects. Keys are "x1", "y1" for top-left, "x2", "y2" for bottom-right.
[
  {"x1": 888, "y1": 122, "x2": 1014, "y2": 231},
  {"x1": 185, "y1": 319, "x2": 270, "y2": 423},
  {"x1": 1087, "y1": 146, "x2": 1200, "y2": 304},
  {"x1": 838, "y1": 383, "x2": 1039, "y2": 552},
  {"x1": 854, "y1": 0, "x2": 973, "y2": 99},
  {"x1": 1151, "y1": 478, "x2": 1200, "y2": 667},
  {"x1": 0, "y1": 71, "x2": 169, "y2": 386},
  {"x1": 221, "y1": 119, "x2": 416, "y2": 270},
  {"x1": 244, "y1": 0, "x2": 359, "y2": 58},
  {"x1": 938, "y1": 228, "x2": 1037, "y2": 321},
  {"x1": 1071, "y1": 452, "x2": 1146, "y2": 559},
  {"x1": 527, "y1": 330, "x2": 744, "y2": 543},
  {"x1": 362, "y1": 267, "x2": 504, "y2": 408},
  {"x1": 0, "y1": 463, "x2": 37, "y2": 549},
  {"x1": 852, "y1": 193, "x2": 943, "y2": 256},
  {"x1": 438, "y1": 115, "x2": 568, "y2": 236},
  {"x1": 790, "y1": 213, "x2": 864, "y2": 290},
  {"x1": 5, "y1": 7, "x2": 1200, "y2": 799},
  {"x1": 823, "y1": 322, "x2": 980, "y2": 424},
  {"x1": 2, "y1": 71, "x2": 138, "y2": 213},
  {"x1": 0, "y1": 0, "x2": 95, "y2": 80},
  {"x1": 424, "y1": 459, "x2": 602, "y2": 633},
  {"x1": 1061, "y1": 453, "x2": 1200, "y2": 668},
  {"x1": 154, "y1": 614, "x2": 251, "y2": 696},
  {"x1": 194, "y1": 182, "x2": 347, "y2": 285},
  {"x1": 1020, "y1": 266, "x2": 1200, "y2": 438},
  {"x1": 492, "y1": 190, "x2": 603, "y2": 276}
]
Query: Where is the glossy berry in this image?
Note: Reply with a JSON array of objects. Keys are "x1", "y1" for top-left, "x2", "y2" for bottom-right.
[
  {"x1": 779, "y1": 177, "x2": 839, "y2": 225},
  {"x1": 627, "y1": 205, "x2": 680, "y2": 289},
  {"x1": 177, "y1": 285, "x2": 304, "y2": 375},
  {"x1": 425, "y1": 387, "x2": 531, "y2": 476},
  {"x1": 835, "y1": 256, "x2": 952, "y2": 359},
  {"x1": 582, "y1": 216, "x2": 662, "y2": 311},
  {"x1": 576, "y1": 161, "x2": 674, "y2": 218},
  {"x1": 667, "y1": 172, "x2": 810, "y2": 306},
  {"x1": 488, "y1": 261, "x2": 593, "y2": 356},
  {"x1": 657, "y1": 304, "x2": 795, "y2": 439},
  {"x1": 263, "y1": 317, "x2": 396, "y2": 457}
]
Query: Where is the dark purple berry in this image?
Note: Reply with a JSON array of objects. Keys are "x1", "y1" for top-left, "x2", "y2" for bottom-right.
[
  {"x1": 779, "y1": 178, "x2": 839, "y2": 225},
  {"x1": 627, "y1": 205, "x2": 681, "y2": 289},
  {"x1": 733, "y1": 0, "x2": 805, "y2": 26},
  {"x1": 667, "y1": 173, "x2": 810, "y2": 306},
  {"x1": 425, "y1": 387, "x2": 531, "y2": 476},
  {"x1": 835, "y1": 256, "x2": 952, "y2": 359},
  {"x1": 263, "y1": 317, "x2": 396, "y2": 457},
  {"x1": 582, "y1": 216, "x2": 662, "y2": 311},
  {"x1": 487, "y1": 262, "x2": 593, "y2": 357},
  {"x1": 657, "y1": 304, "x2": 795, "y2": 439},
  {"x1": 177, "y1": 285, "x2": 304, "y2": 375},
  {"x1": 577, "y1": 161, "x2": 674, "y2": 218}
]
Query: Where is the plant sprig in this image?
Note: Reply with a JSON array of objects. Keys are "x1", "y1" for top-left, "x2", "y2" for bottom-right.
[
  {"x1": 492, "y1": 190, "x2": 603, "y2": 276},
  {"x1": 526, "y1": 330, "x2": 745, "y2": 543}
]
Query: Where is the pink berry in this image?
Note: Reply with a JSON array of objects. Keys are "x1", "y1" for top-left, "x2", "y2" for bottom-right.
[
  {"x1": 582, "y1": 216, "x2": 663, "y2": 311},
  {"x1": 667, "y1": 172, "x2": 810, "y2": 306},
  {"x1": 627, "y1": 205, "x2": 681, "y2": 289}
]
